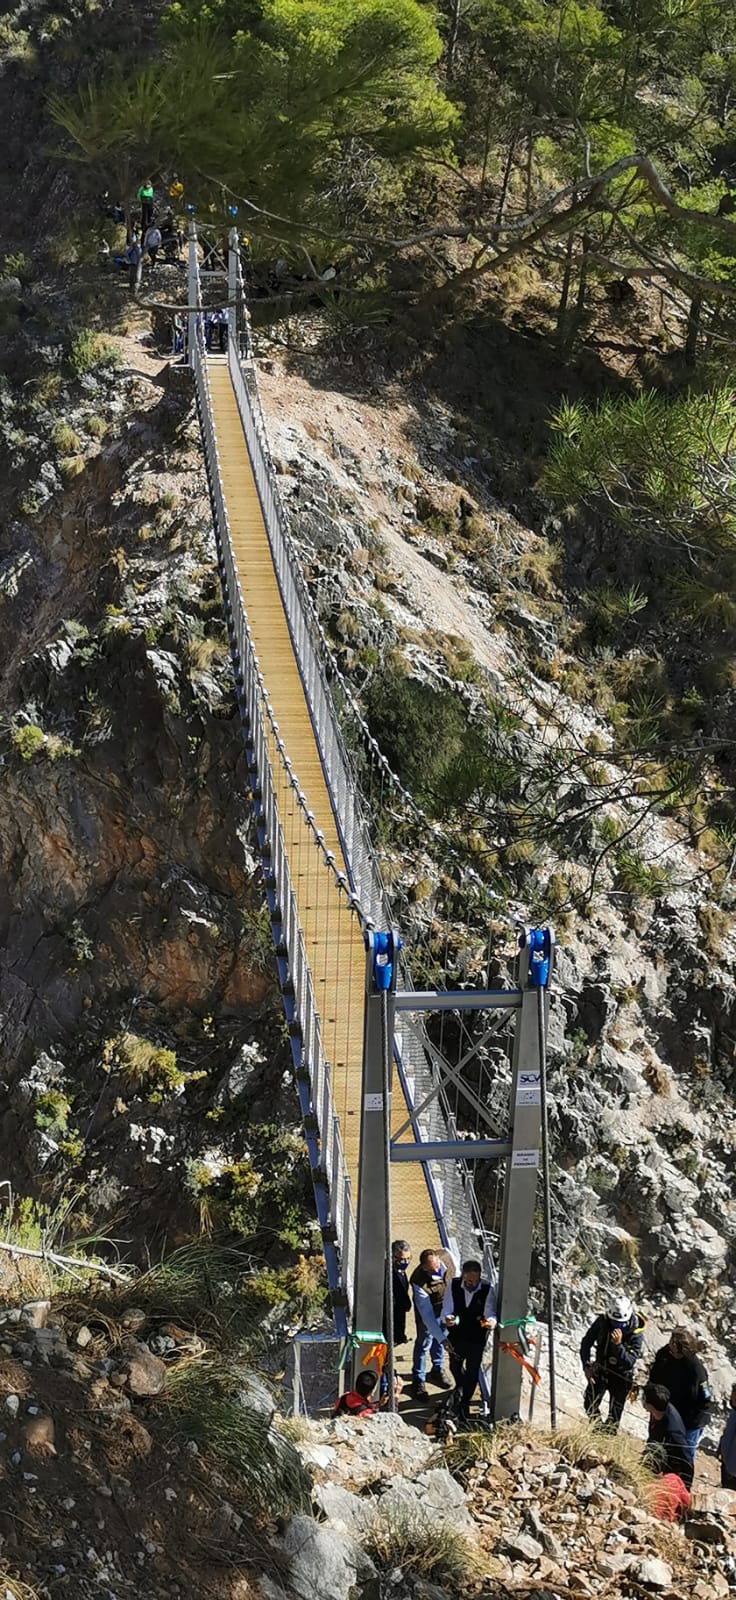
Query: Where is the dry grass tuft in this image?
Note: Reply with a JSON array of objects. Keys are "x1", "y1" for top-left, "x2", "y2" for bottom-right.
[{"x1": 548, "y1": 1419, "x2": 656, "y2": 1492}]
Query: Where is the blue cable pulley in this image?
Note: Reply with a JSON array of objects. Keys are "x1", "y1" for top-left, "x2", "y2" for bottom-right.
[
  {"x1": 371, "y1": 930, "x2": 401, "y2": 991},
  {"x1": 526, "y1": 927, "x2": 552, "y2": 989}
]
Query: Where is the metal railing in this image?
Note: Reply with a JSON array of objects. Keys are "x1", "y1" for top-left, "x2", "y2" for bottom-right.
[
  {"x1": 189, "y1": 224, "x2": 497, "y2": 1311},
  {"x1": 188, "y1": 244, "x2": 358, "y2": 1306}
]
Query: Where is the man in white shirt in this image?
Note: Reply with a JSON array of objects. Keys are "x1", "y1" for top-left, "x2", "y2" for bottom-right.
[{"x1": 442, "y1": 1259, "x2": 496, "y2": 1418}]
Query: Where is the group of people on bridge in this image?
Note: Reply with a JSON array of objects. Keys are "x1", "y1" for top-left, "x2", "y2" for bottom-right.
[{"x1": 335, "y1": 1240, "x2": 496, "y2": 1424}]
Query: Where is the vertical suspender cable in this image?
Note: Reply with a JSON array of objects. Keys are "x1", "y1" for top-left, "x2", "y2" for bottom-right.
[
  {"x1": 537, "y1": 985, "x2": 557, "y2": 1429},
  {"x1": 381, "y1": 988, "x2": 396, "y2": 1413}
]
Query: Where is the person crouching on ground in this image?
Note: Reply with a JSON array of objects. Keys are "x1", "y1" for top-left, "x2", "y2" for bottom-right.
[
  {"x1": 580, "y1": 1294, "x2": 644, "y2": 1432},
  {"x1": 442, "y1": 1259, "x2": 496, "y2": 1420},
  {"x1": 333, "y1": 1371, "x2": 380, "y2": 1417},
  {"x1": 717, "y1": 1380, "x2": 736, "y2": 1489},
  {"x1": 642, "y1": 1381, "x2": 693, "y2": 1494}
]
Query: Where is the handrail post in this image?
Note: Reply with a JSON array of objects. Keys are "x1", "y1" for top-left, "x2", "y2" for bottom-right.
[
  {"x1": 187, "y1": 219, "x2": 199, "y2": 367},
  {"x1": 228, "y1": 224, "x2": 239, "y2": 354}
]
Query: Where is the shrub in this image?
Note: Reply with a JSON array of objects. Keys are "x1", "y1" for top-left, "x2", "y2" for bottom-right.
[
  {"x1": 362, "y1": 1503, "x2": 473, "y2": 1586},
  {"x1": 241, "y1": 903, "x2": 273, "y2": 969},
  {"x1": 84, "y1": 414, "x2": 107, "y2": 438},
  {"x1": 166, "y1": 1357, "x2": 311, "y2": 1516},
  {"x1": 45, "y1": 733, "x2": 78, "y2": 760},
  {"x1": 363, "y1": 668, "x2": 492, "y2": 813},
  {"x1": 67, "y1": 917, "x2": 94, "y2": 965},
  {"x1": 113, "y1": 1032, "x2": 186, "y2": 1101},
  {"x1": 615, "y1": 852, "x2": 669, "y2": 898},
  {"x1": 34, "y1": 1089, "x2": 73, "y2": 1133},
  {"x1": 68, "y1": 328, "x2": 119, "y2": 378},
  {"x1": 2, "y1": 250, "x2": 29, "y2": 282},
  {"x1": 11, "y1": 724, "x2": 45, "y2": 760},
  {"x1": 51, "y1": 421, "x2": 80, "y2": 454},
  {"x1": 59, "y1": 454, "x2": 85, "y2": 481},
  {"x1": 12, "y1": 723, "x2": 78, "y2": 763},
  {"x1": 698, "y1": 902, "x2": 732, "y2": 956}
]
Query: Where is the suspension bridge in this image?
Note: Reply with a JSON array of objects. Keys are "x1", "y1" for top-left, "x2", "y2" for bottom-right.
[{"x1": 187, "y1": 222, "x2": 555, "y2": 1421}]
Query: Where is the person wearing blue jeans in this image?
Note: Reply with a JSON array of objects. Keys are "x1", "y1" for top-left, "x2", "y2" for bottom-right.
[
  {"x1": 409, "y1": 1249, "x2": 453, "y2": 1400},
  {"x1": 648, "y1": 1326, "x2": 711, "y2": 1463}
]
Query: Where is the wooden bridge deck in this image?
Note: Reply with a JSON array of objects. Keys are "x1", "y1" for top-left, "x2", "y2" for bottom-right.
[{"x1": 206, "y1": 357, "x2": 439, "y2": 1266}]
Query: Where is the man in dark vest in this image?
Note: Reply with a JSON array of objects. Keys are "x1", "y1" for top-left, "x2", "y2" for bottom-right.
[{"x1": 442, "y1": 1259, "x2": 496, "y2": 1418}]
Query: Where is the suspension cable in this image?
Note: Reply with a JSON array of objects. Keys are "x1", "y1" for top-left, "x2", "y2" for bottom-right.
[
  {"x1": 537, "y1": 985, "x2": 557, "y2": 1429},
  {"x1": 381, "y1": 987, "x2": 396, "y2": 1415}
]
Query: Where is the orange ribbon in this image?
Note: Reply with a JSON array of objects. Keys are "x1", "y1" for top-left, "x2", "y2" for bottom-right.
[{"x1": 499, "y1": 1340, "x2": 541, "y2": 1385}]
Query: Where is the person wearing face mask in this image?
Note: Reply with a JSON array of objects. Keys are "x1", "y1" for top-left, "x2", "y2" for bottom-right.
[
  {"x1": 385, "y1": 1239, "x2": 412, "y2": 1347},
  {"x1": 580, "y1": 1294, "x2": 645, "y2": 1431}
]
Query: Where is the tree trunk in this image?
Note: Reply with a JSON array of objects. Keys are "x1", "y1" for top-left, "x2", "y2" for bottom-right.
[
  {"x1": 556, "y1": 227, "x2": 575, "y2": 346},
  {"x1": 446, "y1": 0, "x2": 462, "y2": 82},
  {"x1": 576, "y1": 230, "x2": 591, "y2": 318},
  {"x1": 525, "y1": 129, "x2": 534, "y2": 213},
  {"x1": 684, "y1": 295, "x2": 702, "y2": 367},
  {"x1": 559, "y1": 229, "x2": 590, "y2": 354},
  {"x1": 495, "y1": 132, "x2": 516, "y2": 227},
  {"x1": 478, "y1": 96, "x2": 495, "y2": 213}
]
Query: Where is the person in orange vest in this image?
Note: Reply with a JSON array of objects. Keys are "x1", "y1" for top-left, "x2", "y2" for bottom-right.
[{"x1": 333, "y1": 1370, "x2": 379, "y2": 1417}]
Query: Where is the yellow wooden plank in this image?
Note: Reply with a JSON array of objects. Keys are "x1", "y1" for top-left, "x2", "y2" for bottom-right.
[{"x1": 206, "y1": 359, "x2": 442, "y2": 1261}]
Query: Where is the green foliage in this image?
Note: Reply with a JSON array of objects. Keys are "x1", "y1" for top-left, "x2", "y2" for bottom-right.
[
  {"x1": 241, "y1": 902, "x2": 273, "y2": 969},
  {"x1": 11, "y1": 724, "x2": 46, "y2": 761},
  {"x1": 249, "y1": 1255, "x2": 328, "y2": 1324},
  {"x1": 166, "y1": 1356, "x2": 311, "y2": 1515},
  {"x1": 113, "y1": 1032, "x2": 187, "y2": 1101},
  {"x1": 2, "y1": 250, "x2": 29, "y2": 282},
  {"x1": 51, "y1": 2, "x2": 453, "y2": 239},
  {"x1": 364, "y1": 668, "x2": 519, "y2": 815},
  {"x1": 51, "y1": 421, "x2": 81, "y2": 454},
  {"x1": 363, "y1": 1502, "x2": 473, "y2": 1585},
  {"x1": 67, "y1": 328, "x2": 119, "y2": 377},
  {"x1": 544, "y1": 387, "x2": 736, "y2": 555},
  {"x1": 66, "y1": 917, "x2": 94, "y2": 966},
  {"x1": 614, "y1": 850, "x2": 669, "y2": 898},
  {"x1": 201, "y1": 1127, "x2": 310, "y2": 1246},
  {"x1": 34, "y1": 1089, "x2": 73, "y2": 1133}
]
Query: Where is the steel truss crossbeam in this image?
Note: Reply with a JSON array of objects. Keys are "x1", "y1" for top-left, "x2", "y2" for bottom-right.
[
  {"x1": 356, "y1": 929, "x2": 555, "y2": 1423},
  {"x1": 391, "y1": 1139, "x2": 511, "y2": 1161},
  {"x1": 395, "y1": 988, "x2": 522, "y2": 1012},
  {"x1": 392, "y1": 1009, "x2": 514, "y2": 1143}
]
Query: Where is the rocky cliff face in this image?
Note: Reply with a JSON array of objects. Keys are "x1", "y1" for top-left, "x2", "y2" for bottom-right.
[
  {"x1": 0, "y1": 306, "x2": 305, "y2": 1250},
  {"x1": 254, "y1": 348, "x2": 736, "y2": 1392}
]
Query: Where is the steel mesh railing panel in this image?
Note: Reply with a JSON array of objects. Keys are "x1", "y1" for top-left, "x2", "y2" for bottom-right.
[
  {"x1": 189, "y1": 272, "x2": 358, "y2": 1300},
  {"x1": 190, "y1": 228, "x2": 497, "y2": 1309}
]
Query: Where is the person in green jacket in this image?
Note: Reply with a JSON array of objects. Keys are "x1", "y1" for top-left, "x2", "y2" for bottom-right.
[{"x1": 137, "y1": 179, "x2": 154, "y2": 231}]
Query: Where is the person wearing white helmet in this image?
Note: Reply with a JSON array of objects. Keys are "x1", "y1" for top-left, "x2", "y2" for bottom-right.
[{"x1": 580, "y1": 1292, "x2": 645, "y2": 1431}]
